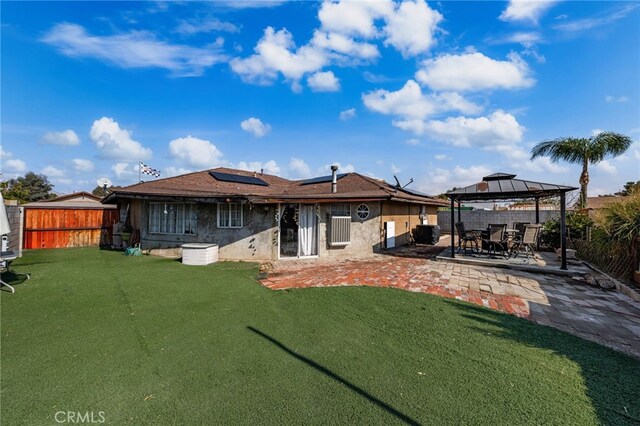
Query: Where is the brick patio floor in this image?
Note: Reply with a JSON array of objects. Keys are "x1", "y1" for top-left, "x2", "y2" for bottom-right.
[{"x1": 260, "y1": 242, "x2": 640, "y2": 358}]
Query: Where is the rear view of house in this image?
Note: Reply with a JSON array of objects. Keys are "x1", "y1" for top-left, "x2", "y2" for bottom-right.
[{"x1": 104, "y1": 167, "x2": 447, "y2": 260}]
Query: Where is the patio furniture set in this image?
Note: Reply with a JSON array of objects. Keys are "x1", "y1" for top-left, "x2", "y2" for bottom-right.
[{"x1": 455, "y1": 222, "x2": 542, "y2": 260}]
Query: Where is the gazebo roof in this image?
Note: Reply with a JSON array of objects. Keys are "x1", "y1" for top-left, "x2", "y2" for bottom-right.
[{"x1": 446, "y1": 172, "x2": 577, "y2": 201}]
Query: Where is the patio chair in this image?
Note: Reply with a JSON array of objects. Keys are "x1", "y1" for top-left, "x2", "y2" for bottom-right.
[
  {"x1": 455, "y1": 222, "x2": 481, "y2": 254},
  {"x1": 511, "y1": 224, "x2": 542, "y2": 260},
  {"x1": 513, "y1": 222, "x2": 530, "y2": 235},
  {"x1": 483, "y1": 224, "x2": 508, "y2": 258}
]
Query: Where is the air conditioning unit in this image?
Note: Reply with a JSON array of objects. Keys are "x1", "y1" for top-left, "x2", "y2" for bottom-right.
[{"x1": 329, "y1": 216, "x2": 351, "y2": 246}]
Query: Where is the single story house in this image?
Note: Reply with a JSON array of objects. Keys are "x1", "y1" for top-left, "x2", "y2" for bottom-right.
[{"x1": 103, "y1": 167, "x2": 448, "y2": 260}]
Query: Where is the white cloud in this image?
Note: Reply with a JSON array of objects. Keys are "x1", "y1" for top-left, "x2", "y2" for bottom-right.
[
  {"x1": 42, "y1": 165, "x2": 65, "y2": 177},
  {"x1": 362, "y1": 80, "x2": 482, "y2": 120},
  {"x1": 0, "y1": 148, "x2": 12, "y2": 160},
  {"x1": 111, "y1": 162, "x2": 137, "y2": 179},
  {"x1": 417, "y1": 165, "x2": 492, "y2": 195},
  {"x1": 236, "y1": 160, "x2": 281, "y2": 175},
  {"x1": 391, "y1": 163, "x2": 401, "y2": 174},
  {"x1": 240, "y1": 117, "x2": 272, "y2": 137},
  {"x1": 72, "y1": 158, "x2": 94, "y2": 172},
  {"x1": 522, "y1": 156, "x2": 568, "y2": 173},
  {"x1": 42, "y1": 129, "x2": 80, "y2": 146},
  {"x1": 500, "y1": 0, "x2": 558, "y2": 24},
  {"x1": 288, "y1": 158, "x2": 312, "y2": 179},
  {"x1": 489, "y1": 32, "x2": 542, "y2": 47},
  {"x1": 553, "y1": 4, "x2": 638, "y2": 32},
  {"x1": 383, "y1": 0, "x2": 443, "y2": 57},
  {"x1": 595, "y1": 160, "x2": 617, "y2": 175},
  {"x1": 310, "y1": 30, "x2": 379, "y2": 61},
  {"x1": 3, "y1": 159, "x2": 27, "y2": 173},
  {"x1": 174, "y1": 18, "x2": 240, "y2": 35},
  {"x1": 406, "y1": 138, "x2": 420, "y2": 146},
  {"x1": 169, "y1": 136, "x2": 224, "y2": 168},
  {"x1": 434, "y1": 154, "x2": 451, "y2": 160},
  {"x1": 396, "y1": 110, "x2": 525, "y2": 147},
  {"x1": 319, "y1": 162, "x2": 355, "y2": 175},
  {"x1": 318, "y1": 0, "x2": 393, "y2": 38},
  {"x1": 42, "y1": 23, "x2": 225, "y2": 77},
  {"x1": 230, "y1": 27, "x2": 327, "y2": 85},
  {"x1": 452, "y1": 165, "x2": 493, "y2": 181},
  {"x1": 339, "y1": 108, "x2": 356, "y2": 121},
  {"x1": 416, "y1": 52, "x2": 535, "y2": 92},
  {"x1": 164, "y1": 166, "x2": 194, "y2": 178},
  {"x1": 90, "y1": 117, "x2": 152, "y2": 160},
  {"x1": 307, "y1": 71, "x2": 340, "y2": 92},
  {"x1": 605, "y1": 95, "x2": 629, "y2": 103}
]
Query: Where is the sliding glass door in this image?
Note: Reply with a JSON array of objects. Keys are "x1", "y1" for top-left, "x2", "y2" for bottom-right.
[{"x1": 279, "y1": 204, "x2": 318, "y2": 258}]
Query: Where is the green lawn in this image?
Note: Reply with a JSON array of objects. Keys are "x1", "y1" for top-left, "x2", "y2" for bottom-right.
[{"x1": 2, "y1": 249, "x2": 639, "y2": 425}]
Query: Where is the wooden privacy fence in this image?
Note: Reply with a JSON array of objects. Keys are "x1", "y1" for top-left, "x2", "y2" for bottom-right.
[{"x1": 23, "y1": 208, "x2": 119, "y2": 249}]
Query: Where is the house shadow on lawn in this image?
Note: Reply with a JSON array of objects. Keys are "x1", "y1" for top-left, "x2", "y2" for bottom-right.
[
  {"x1": 247, "y1": 326, "x2": 420, "y2": 425},
  {"x1": 442, "y1": 300, "x2": 640, "y2": 425}
]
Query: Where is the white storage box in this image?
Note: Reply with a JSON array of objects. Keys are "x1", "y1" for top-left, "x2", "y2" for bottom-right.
[{"x1": 182, "y1": 243, "x2": 219, "y2": 266}]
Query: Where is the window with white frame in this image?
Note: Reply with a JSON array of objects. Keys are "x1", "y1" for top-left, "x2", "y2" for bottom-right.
[
  {"x1": 330, "y1": 203, "x2": 351, "y2": 216},
  {"x1": 218, "y1": 203, "x2": 243, "y2": 228},
  {"x1": 148, "y1": 202, "x2": 197, "y2": 234}
]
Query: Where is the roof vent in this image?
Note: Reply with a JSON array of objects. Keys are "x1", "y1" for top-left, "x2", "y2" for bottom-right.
[
  {"x1": 331, "y1": 165, "x2": 338, "y2": 193},
  {"x1": 482, "y1": 173, "x2": 516, "y2": 181}
]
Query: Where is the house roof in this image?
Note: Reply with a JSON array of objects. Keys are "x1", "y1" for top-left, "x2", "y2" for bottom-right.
[
  {"x1": 585, "y1": 195, "x2": 625, "y2": 210},
  {"x1": 23, "y1": 191, "x2": 116, "y2": 209},
  {"x1": 446, "y1": 172, "x2": 577, "y2": 201},
  {"x1": 104, "y1": 167, "x2": 448, "y2": 206}
]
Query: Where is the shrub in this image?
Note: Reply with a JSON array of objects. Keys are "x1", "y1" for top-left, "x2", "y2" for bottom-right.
[
  {"x1": 540, "y1": 211, "x2": 593, "y2": 249},
  {"x1": 594, "y1": 191, "x2": 640, "y2": 244}
]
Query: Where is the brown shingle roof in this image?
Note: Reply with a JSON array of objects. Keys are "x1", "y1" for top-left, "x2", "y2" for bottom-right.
[
  {"x1": 106, "y1": 167, "x2": 448, "y2": 206},
  {"x1": 585, "y1": 196, "x2": 626, "y2": 210}
]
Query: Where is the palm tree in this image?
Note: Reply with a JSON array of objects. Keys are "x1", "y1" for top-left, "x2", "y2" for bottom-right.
[{"x1": 530, "y1": 132, "x2": 633, "y2": 208}]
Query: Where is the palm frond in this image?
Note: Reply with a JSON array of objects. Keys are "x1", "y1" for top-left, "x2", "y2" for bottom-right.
[
  {"x1": 530, "y1": 137, "x2": 587, "y2": 163},
  {"x1": 588, "y1": 132, "x2": 633, "y2": 163}
]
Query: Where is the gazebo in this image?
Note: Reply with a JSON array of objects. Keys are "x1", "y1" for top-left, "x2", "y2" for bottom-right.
[{"x1": 446, "y1": 173, "x2": 578, "y2": 269}]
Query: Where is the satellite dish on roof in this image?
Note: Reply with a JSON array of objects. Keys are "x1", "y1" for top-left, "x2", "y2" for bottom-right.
[{"x1": 96, "y1": 177, "x2": 112, "y2": 189}]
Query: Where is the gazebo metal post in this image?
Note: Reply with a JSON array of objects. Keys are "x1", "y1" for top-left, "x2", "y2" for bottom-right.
[
  {"x1": 560, "y1": 192, "x2": 567, "y2": 270},
  {"x1": 535, "y1": 197, "x2": 540, "y2": 250},
  {"x1": 450, "y1": 197, "x2": 455, "y2": 258},
  {"x1": 457, "y1": 201, "x2": 462, "y2": 253}
]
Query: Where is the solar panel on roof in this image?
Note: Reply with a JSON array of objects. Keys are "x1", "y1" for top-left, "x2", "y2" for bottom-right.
[
  {"x1": 209, "y1": 171, "x2": 269, "y2": 186},
  {"x1": 400, "y1": 187, "x2": 432, "y2": 197},
  {"x1": 300, "y1": 173, "x2": 347, "y2": 185}
]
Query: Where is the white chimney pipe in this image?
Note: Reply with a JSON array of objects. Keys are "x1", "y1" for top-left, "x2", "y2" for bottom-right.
[{"x1": 331, "y1": 165, "x2": 338, "y2": 193}]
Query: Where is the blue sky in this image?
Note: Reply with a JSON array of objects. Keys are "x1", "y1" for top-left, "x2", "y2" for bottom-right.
[{"x1": 1, "y1": 0, "x2": 639, "y2": 196}]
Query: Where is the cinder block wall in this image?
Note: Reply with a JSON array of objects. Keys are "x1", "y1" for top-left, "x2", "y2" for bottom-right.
[{"x1": 437, "y1": 210, "x2": 560, "y2": 234}]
